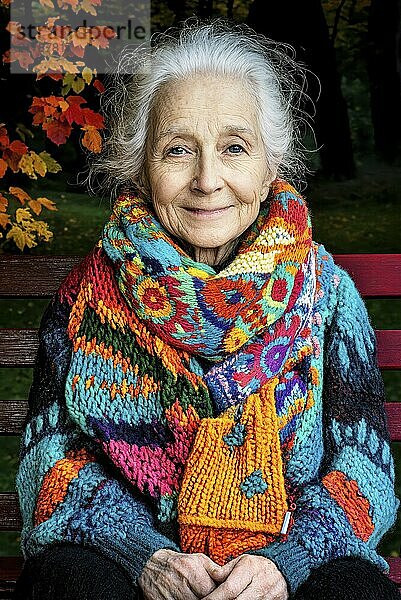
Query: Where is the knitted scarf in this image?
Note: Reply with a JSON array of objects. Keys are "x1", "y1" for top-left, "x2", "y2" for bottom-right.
[{"x1": 65, "y1": 179, "x2": 317, "y2": 564}]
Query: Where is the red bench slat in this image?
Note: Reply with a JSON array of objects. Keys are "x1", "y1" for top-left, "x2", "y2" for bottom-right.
[
  {"x1": 334, "y1": 254, "x2": 401, "y2": 297},
  {"x1": 376, "y1": 330, "x2": 401, "y2": 369}
]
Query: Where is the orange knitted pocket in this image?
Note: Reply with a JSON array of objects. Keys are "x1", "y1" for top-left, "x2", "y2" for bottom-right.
[{"x1": 178, "y1": 378, "x2": 288, "y2": 564}]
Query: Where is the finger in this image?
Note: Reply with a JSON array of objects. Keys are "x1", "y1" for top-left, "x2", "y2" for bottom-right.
[
  {"x1": 230, "y1": 577, "x2": 289, "y2": 600},
  {"x1": 187, "y1": 569, "x2": 217, "y2": 598},
  {"x1": 202, "y1": 564, "x2": 251, "y2": 600},
  {"x1": 206, "y1": 556, "x2": 242, "y2": 584},
  {"x1": 149, "y1": 579, "x2": 199, "y2": 600}
]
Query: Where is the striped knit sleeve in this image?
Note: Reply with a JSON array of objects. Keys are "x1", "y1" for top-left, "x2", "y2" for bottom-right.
[
  {"x1": 15, "y1": 293, "x2": 179, "y2": 586},
  {"x1": 250, "y1": 267, "x2": 400, "y2": 594}
]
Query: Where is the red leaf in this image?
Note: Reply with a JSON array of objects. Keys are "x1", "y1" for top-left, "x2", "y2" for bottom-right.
[
  {"x1": 0, "y1": 127, "x2": 10, "y2": 149},
  {"x1": 69, "y1": 44, "x2": 85, "y2": 58},
  {"x1": 2, "y1": 140, "x2": 29, "y2": 172},
  {"x1": 29, "y1": 96, "x2": 68, "y2": 128},
  {"x1": 63, "y1": 95, "x2": 87, "y2": 125},
  {"x1": 43, "y1": 120, "x2": 72, "y2": 145},
  {"x1": 93, "y1": 79, "x2": 105, "y2": 93},
  {"x1": 82, "y1": 108, "x2": 104, "y2": 128},
  {"x1": 7, "y1": 49, "x2": 34, "y2": 70},
  {"x1": 9, "y1": 140, "x2": 28, "y2": 155}
]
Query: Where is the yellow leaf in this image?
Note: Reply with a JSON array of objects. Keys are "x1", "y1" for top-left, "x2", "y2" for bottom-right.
[
  {"x1": 39, "y1": 0, "x2": 54, "y2": 7},
  {"x1": 38, "y1": 152, "x2": 62, "y2": 174},
  {"x1": 9, "y1": 186, "x2": 31, "y2": 204},
  {"x1": 29, "y1": 219, "x2": 53, "y2": 242},
  {"x1": 80, "y1": 0, "x2": 98, "y2": 15},
  {"x1": 6, "y1": 224, "x2": 37, "y2": 251},
  {"x1": 28, "y1": 199, "x2": 43, "y2": 216},
  {"x1": 0, "y1": 213, "x2": 11, "y2": 228},
  {"x1": 6, "y1": 22, "x2": 23, "y2": 36},
  {"x1": 15, "y1": 207, "x2": 33, "y2": 224},
  {"x1": 33, "y1": 57, "x2": 81, "y2": 76},
  {"x1": 18, "y1": 153, "x2": 37, "y2": 179},
  {"x1": 72, "y1": 76, "x2": 85, "y2": 94},
  {"x1": 61, "y1": 73, "x2": 74, "y2": 96},
  {"x1": 37, "y1": 197, "x2": 58, "y2": 211},
  {"x1": 82, "y1": 66, "x2": 93, "y2": 85},
  {"x1": 32, "y1": 152, "x2": 47, "y2": 177},
  {"x1": 81, "y1": 125, "x2": 102, "y2": 153}
]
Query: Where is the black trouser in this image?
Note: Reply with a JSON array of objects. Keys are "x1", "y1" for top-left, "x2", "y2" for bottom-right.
[{"x1": 14, "y1": 543, "x2": 401, "y2": 599}]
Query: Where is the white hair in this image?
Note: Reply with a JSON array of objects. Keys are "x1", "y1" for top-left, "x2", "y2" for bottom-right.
[{"x1": 84, "y1": 17, "x2": 315, "y2": 199}]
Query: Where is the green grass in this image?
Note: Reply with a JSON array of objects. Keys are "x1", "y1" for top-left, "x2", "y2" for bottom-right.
[{"x1": 1, "y1": 164, "x2": 400, "y2": 557}]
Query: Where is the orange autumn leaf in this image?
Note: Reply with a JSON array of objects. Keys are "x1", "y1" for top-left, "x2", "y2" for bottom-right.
[
  {"x1": 0, "y1": 213, "x2": 11, "y2": 228},
  {"x1": 81, "y1": 124, "x2": 102, "y2": 153},
  {"x1": 39, "y1": 0, "x2": 55, "y2": 7},
  {"x1": 27, "y1": 197, "x2": 57, "y2": 216},
  {"x1": 0, "y1": 158, "x2": 8, "y2": 178},
  {"x1": 58, "y1": 0, "x2": 80, "y2": 12},
  {"x1": 80, "y1": 0, "x2": 101, "y2": 15},
  {"x1": 28, "y1": 199, "x2": 43, "y2": 216},
  {"x1": 6, "y1": 21, "x2": 24, "y2": 37},
  {"x1": 33, "y1": 56, "x2": 84, "y2": 76},
  {"x1": 8, "y1": 186, "x2": 31, "y2": 204},
  {"x1": 70, "y1": 28, "x2": 92, "y2": 49},
  {"x1": 29, "y1": 96, "x2": 68, "y2": 124},
  {"x1": 36, "y1": 27, "x2": 66, "y2": 56},
  {"x1": 36, "y1": 197, "x2": 57, "y2": 211},
  {"x1": 0, "y1": 193, "x2": 8, "y2": 212}
]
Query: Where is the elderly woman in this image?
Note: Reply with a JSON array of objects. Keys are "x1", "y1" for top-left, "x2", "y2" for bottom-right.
[{"x1": 14, "y1": 18, "x2": 400, "y2": 600}]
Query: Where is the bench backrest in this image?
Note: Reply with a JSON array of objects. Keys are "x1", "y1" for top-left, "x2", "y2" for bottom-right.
[{"x1": 0, "y1": 254, "x2": 400, "y2": 590}]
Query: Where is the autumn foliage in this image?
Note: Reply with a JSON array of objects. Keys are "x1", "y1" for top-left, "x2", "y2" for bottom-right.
[{"x1": 1, "y1": 0, "x2": 108, "y2": 251}]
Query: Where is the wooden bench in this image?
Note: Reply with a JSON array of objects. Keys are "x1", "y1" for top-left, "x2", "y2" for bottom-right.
[{"x1": 0, "y1": 254, "x2": 400, "y2": 597}]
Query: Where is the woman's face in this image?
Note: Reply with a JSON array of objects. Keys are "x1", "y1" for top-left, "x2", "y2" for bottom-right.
[{"x1": 144, "y1": 76, "x2": 275, "y2": 265}]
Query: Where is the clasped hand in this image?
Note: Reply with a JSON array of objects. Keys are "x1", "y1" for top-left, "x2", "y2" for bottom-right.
[{"x1": 138, "y1": 549, "x2": 288, "y2": 600}]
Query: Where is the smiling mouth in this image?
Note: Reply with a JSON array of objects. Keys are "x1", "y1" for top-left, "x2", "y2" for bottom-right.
[{"x1": 183, "y1": 206, "x2": 232, "y2": 217}]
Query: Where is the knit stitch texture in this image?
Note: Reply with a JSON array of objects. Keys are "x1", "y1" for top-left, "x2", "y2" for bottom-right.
[{"x1": 15, "y1": 180, "x2": 399, "y2": 595}]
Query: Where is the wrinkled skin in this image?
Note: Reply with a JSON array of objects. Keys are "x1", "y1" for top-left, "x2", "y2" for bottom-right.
[
  {"x1": 138, "y1": 549, "x2": 288, "y2": 600},
  {"x1": 144, "y1": 75, "x2": 276, "y2": 267}
]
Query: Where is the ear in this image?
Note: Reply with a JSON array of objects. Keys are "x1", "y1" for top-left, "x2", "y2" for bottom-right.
[
  {"x1": 135, "y1": 167, "x2": 151, "y2": 200},
  {"x1": 260, "y1": 168, "x2": 277, "y2": 202}
]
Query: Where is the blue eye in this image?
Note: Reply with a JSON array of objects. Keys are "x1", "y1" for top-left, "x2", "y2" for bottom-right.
[
  {"x1": 227, "y1": 144, "x2": 245, "y2": 154},
  {"x1": 168, "y1": 146, "x2": 187, "y2": 156}
]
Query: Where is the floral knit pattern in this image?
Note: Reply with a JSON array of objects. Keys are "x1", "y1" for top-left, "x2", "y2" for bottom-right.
[{"x1": 15, "y1": 181, "x2": 399, "y2": 594}]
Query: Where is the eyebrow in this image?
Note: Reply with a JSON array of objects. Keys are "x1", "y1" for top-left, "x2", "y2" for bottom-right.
[{"x1": 155, "y1": 124, "x2": 257, "y2": 143}]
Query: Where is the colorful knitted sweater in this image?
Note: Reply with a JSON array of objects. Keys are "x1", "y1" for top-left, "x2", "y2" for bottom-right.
[{"x1": 16, "y1": 180, "x2": 399, "y2": 595}]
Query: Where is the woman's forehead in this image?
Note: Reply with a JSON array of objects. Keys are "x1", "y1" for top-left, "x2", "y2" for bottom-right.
[{"x1": 150, "y1": 77, "x2": 259, "y2": 137}]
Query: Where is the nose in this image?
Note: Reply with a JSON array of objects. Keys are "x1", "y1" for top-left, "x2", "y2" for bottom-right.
[{"x1": 190, "y1": 152, "x2": 224, "y2": 195}]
